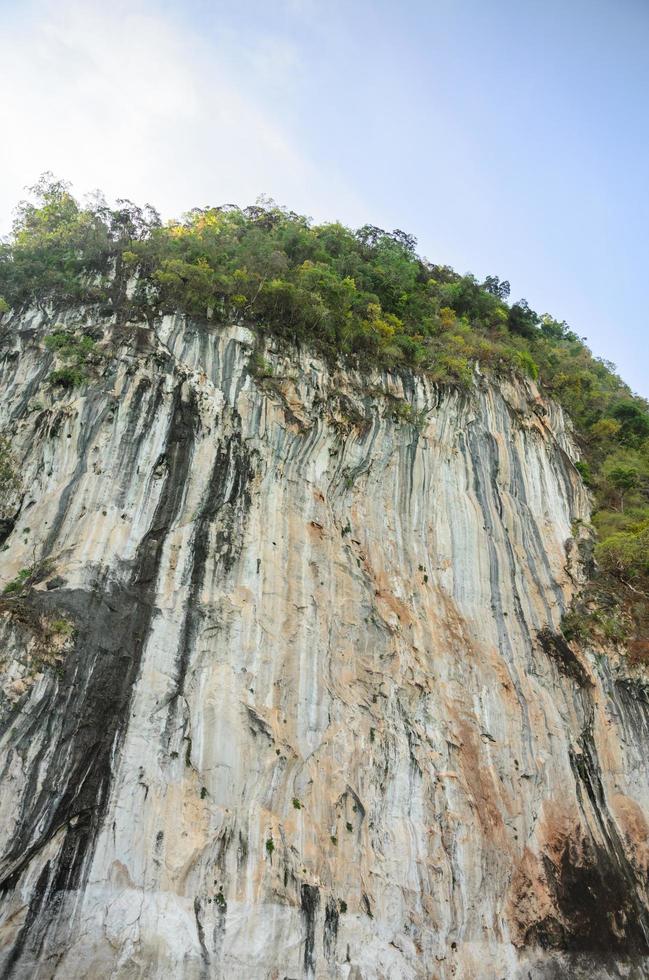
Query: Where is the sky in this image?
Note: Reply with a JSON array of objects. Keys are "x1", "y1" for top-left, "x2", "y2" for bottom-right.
[{"x1": 1, "y1": 0, "x2": 648, "y2": 395}]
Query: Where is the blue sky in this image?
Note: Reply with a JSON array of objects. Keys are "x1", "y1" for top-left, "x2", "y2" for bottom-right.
[{"x1": 2, "y1": 0, "x2": 648, "y2": 394}]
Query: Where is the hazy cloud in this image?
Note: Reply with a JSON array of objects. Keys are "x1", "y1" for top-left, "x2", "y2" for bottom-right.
[{"x1": 0, "y1": 0, "x2": 363, "y2": 229}]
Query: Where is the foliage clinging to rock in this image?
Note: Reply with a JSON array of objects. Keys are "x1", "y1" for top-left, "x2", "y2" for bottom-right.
[
  {"x1": 1, "y1": 176, "x2": 648, "y2": 656},
  {"x1": 0, "y1": 434, "x2": 19, "y2": 517}
]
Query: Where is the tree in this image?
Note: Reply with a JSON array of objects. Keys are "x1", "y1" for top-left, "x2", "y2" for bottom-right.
[
  {"x1": 482, "y1": 275, "x2": 510, "y2": 301},
  {"x1": 508, "y1": 299, "x2": 539, "y2": 338},
  {"x1": 611, "y1": 400, "x2": 649, "y2": 447},
  {"x1": 390, "y1": 229, "x2": 417, "y2": 253},
  {"x1": 596, "y1": 523, "x2": 649, "y2": 581},
  {"x1": 539, "y1": 315, "x2": 574, "y2": 341},
  {"x1": 607, "y1": 464, "x2": 640, "y2": 512}
]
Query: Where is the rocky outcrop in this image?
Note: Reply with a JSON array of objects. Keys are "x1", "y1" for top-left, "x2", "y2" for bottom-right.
[{"x1": 0, "y1": 310, "x2": 648, "y2": 979}]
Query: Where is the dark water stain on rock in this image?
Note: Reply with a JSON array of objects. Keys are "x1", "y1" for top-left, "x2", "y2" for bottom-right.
[
  {"x1": 172, "y1": 423, "x2": 253, "y2": 704},
  {"x1": 564, "y1": 725, "x2": 649, "y2": 953},
  {"x1": 0, "y1": 384, "x2": 198, "y2": 975},
  {"x1": 522, "y1": 729, "x2": 649, "y2": 957},
  {"x1": 537, "y1": 628, "x2": 592, "y2": 689},
  {"x1": 323, "y1": 895, "x2": 339, "y2": 965},
  {"x1": 301, "y1": 883, "x2": 320, "y2": 978}
]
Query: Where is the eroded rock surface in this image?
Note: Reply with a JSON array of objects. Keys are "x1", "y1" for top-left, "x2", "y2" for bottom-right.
[{"x1": 0, "y1": 311, "x2": 648, "y2": 978}]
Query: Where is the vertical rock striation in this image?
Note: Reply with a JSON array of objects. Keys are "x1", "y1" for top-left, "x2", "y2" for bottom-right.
[{"x1": 0, "y1": 311, "x2": 647, "y2": 978}]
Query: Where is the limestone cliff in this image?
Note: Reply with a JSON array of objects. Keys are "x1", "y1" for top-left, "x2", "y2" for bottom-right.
[{"x1": 0, "y1": 310, "x2": 648, "y2": 979}]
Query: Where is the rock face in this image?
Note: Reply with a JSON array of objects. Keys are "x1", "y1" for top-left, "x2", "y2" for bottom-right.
[{"x1": 0, "y1": 310, "x2": 648, "y2": 979}]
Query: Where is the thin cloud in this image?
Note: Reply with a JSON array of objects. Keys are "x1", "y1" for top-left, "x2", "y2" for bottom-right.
[{"x1": 0, "y1": 0, "x2": 364, "y2": 229}]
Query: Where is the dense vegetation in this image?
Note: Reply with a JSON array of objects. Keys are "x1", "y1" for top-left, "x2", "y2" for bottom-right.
[{"x1": 0, "y1": 176, "x2": 647, "y2": 657}]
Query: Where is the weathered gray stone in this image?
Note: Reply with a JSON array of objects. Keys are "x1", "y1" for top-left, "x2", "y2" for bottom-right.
[{"x1": 0, "y1": 311, "x2": 647, "y2": 979}]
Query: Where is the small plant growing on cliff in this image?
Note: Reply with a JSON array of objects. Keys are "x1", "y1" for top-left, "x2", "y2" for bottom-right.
[
  {"x1": 389, "y1": 399, "x2": 426, "y2": 429},
  {"x1": 2, "y1": 568, "x2": 31, "y2": 595},
  {"x1": 50, "y1": 618, "x2": 75, "y2": 636},
  {"x1": 215, "y1": 890, "x2": 227, "y2": 910},
  {"x1": 292, "y1": 798, "x2": 302, "y2": 810},
  {"x1": 249, "y1": 352, "x2": 274, "y2": 379},
  {"x1": 45, "y1": 330, "x2": 94, "y2": 357},
  {"x1": 265, "y1": 837, "x2": 274, "y2": 856},
  {"x1": 49, "y1": 366, "x2": 88, "y2": 389},
  {"x1": 45, "y1": 329, "x2": 101, "y2": 390},
  {"x1": 560, "y1": 609, "x2": 590, "y2": 642}
]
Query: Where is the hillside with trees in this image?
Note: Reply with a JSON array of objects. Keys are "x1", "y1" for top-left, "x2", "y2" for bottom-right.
[{"x1": 1, "y1": 176, "x2": 648, "y2": 659}]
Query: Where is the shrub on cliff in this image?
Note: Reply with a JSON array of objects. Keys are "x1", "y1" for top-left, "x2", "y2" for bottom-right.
[
  {"x1": 596, "y1": 523, "x2": 649, "y2": 582},
  {"x1": 44, "y1": 327, "x2": 101, "y2": 389},
  {"x1": 0, "y1": 435, "x2": 19, "y2": 516}
]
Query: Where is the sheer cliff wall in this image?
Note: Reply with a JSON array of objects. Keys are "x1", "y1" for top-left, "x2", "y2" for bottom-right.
[{"x1": 0, "y1": 311, "x2": 648, "y2": 979}]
